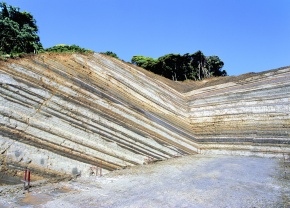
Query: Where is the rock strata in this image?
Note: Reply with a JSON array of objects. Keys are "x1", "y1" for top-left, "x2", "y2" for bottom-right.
[{"x1": 0, "y1": 53, "x2": 289, "y2": 176}]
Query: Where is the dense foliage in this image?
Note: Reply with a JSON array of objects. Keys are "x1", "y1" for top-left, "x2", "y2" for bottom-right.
[
  {"x1": 0, "y1": 2, "x2": 42, "y2": 55},
  {"x1": 131, "y1": 51, "x2": 227, "y2": 81},
  {"x1": 0, "y1": 3, "x2": 92, "y2": 57},
  {"x1": 45, "y1": 44, "x2": 93, "y2": 53}
]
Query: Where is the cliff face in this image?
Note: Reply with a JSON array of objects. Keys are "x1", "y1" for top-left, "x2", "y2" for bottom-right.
[
  {"x1": 0, "y1": 53, "x2": 289, "y2": 176},
  {"x1": 187, "y1": 68, "x2": 290, "y2": 155}
]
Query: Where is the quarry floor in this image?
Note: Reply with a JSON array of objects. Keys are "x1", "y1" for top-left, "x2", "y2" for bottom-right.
[{"x1": 0, "y1": 154, "x2": 289, "y2": 208}]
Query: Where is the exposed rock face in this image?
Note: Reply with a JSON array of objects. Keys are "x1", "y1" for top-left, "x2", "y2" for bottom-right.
[
  {"x1": 0, "y1": 53, "x2": 289, "y2": 176},
  {"x1": 187, "y1": 68, "x2": 290, "y2": 155}
]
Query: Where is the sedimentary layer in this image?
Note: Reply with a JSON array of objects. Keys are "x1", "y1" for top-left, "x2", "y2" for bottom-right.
[
  {"x1": 0, "y1": 53, "x2": 289, "y2": 176},
  {"x1": 186, "y1": 68, "x2": 290, "y2": 155}
]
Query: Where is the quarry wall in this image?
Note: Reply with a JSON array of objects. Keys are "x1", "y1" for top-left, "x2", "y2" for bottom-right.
[
  {"x1": 186, "y1": 68, "x2": 290, "y2": 156},
  {"x1": 0, "y1": 53, "x2": 289, "y2": 176}
]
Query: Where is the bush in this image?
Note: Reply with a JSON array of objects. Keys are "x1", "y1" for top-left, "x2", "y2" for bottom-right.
[
  {"x1": 45, "y1": 44, "x2": 93, "y2": 54},
  {"x1": 100, "y1": 51, "x2": 119, "y2": 59}
]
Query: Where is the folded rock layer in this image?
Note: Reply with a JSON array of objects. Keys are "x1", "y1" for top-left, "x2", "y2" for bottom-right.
[{"x1": 0, "y1": 53, "x2": 289, "y2": 176}]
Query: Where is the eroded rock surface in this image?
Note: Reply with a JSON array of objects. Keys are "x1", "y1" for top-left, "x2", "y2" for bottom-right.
[{"x1": 0, "y1": 53, "x2": 289, "y2": 177}]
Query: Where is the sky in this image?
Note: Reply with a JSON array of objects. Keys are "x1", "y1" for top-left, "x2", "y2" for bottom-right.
[{"x1": 4, "y1": 0, "x2": 290, "y2": 76}]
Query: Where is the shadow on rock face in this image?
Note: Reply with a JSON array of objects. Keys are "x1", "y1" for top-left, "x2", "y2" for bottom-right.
[
  {"x1": 14, "y1": 150, "x2": 21, "y2": 158},
  {"x1": 72, "y1": 167, "x2": 81, "y2": 176}
]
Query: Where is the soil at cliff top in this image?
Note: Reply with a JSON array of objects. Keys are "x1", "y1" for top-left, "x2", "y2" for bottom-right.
[{"x1": 0, "y1": 154, "x2": 289, "y2": 208}]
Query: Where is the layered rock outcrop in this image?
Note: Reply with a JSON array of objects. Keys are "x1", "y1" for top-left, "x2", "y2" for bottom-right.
[
  {"x1": 0, "y1": 53, "x2": 289, "y2": 176},
  {"x1": 187, "y1": 68, "x2": 290, "y2": 155}
]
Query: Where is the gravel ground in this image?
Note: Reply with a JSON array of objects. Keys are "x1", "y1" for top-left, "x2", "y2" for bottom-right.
[{"x1": 0, "y1": 154, "x2": 289, "y2": 208}]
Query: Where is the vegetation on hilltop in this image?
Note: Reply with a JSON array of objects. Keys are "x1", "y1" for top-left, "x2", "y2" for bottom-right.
[
  {"x1": 100, "y1": 51, "x2": 119, "y2": 59},
  {"x1": 0, "y1": 2, "x2": 93, "y2": 58},
  {"x1": 131, "y1": 51, "x2": 227, "y2": 81},
  {"x1": 1, "y1": 2, "x2": 227, "y2": 81},
  {"x1": 45, "y1": 44, "x2": 93, "y2": 54},
  {"x1": 0, "y1": 2, "x2": 42, "y2": 56}
]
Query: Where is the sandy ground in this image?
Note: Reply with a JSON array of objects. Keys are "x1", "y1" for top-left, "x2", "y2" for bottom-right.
[{"x1": 0, "y1": 154, "x2": 289, "y2": 208}]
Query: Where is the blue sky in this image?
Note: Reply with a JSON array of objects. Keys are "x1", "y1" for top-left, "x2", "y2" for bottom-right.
[{"x1": 4, "y1": 0, "x2": 290, "y2": 76}]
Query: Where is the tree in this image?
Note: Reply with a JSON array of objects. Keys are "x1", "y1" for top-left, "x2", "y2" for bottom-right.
[
  {"x1": 206, "y1": 56, "x2": 227, "y2": 76},
  {"x1": 131, "y1": 51, "x2": 227, "y2": 81},
  {"x1": 190, "y1": 51, "x2": 208, "y2": 80},
  {"x1": 0, "y1": 2, "x2": 42, "y2": 55},
  {"x1": 131, "y1": 55, "x2": 157, "y2": 70},
  {"x1": 156, "y1": 54, "x2": 183, "y2": 81}
]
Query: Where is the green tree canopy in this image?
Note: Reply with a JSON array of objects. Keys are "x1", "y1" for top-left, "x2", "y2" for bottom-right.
[
  {"x1": 131, "y1": 51, "x2": 227, "y2": 81},
  {"x1": 0, "y1": 2, "x2": 43, "y2": 54},
  {"x1": 131, "y1": 55, "x2": 157, "y2": 70}
]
